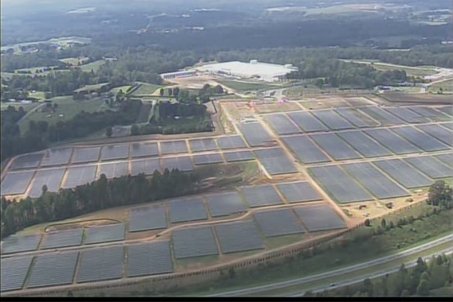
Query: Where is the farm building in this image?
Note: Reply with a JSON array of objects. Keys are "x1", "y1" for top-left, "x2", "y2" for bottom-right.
[
  {"x1": 160, "y1": 70, "x2": 197, "y2": 80},
  {"x1": 196, "y1": 60, "x2": 298, "y2": 82}
]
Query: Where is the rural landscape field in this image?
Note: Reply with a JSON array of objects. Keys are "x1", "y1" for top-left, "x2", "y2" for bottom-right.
[{"x1": 1, "y1": 0, "x2": 452, "y2": 298}]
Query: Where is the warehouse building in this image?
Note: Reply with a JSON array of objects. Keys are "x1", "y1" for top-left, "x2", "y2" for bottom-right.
[{"x1": 195, "y1": 60, "x2": 298, "y2": 82}]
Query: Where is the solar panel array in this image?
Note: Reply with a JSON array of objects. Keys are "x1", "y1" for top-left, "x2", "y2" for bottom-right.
[
  {"x1": 62, "y1": 165, "x2": 97, "y2": 189},
  {"x1": 160, "y1": 140, "x2": 188, "y2": 155},
  {"x1": 287, "y1": 111, "x2": 328, "y2": 132},
  {"x1": 27, "y1": 252, "x2": 78, "y2": 288},
  {"x1": 1, "y1": 170, "x2": 35, "y2": 195},
  {"x1": 127, "y1": 241, "x2": 173, "y2": 277},
  {"x1": 161, "y1": 156, "x2": 193, "y2": 172},
  {"x1": 41, "y1": 148, "x2": 73, "y2": 167},
  {"x1": 238, "y1": 122, "x2": 274, "y2": 147},
  {"x1": 295, "y1": 205, "x2": 346, "y2": 232},
  {"x1": 71, "y1": 147, "x2": 101, "y2": 163},
  {"x1": 98, "y1": 162, "x2": 129, "y2": 179},
  {"x1": 28, "y1": 168, "x2": 66, "y2": 198},
  {"x1": 10, "y1": 153, "x2": 43, "y2": 170},
  {"x1": 189, "y1": 138, "x2": 218, "y2": 152},
  {"x1": 254, "y1": 148, "x2": 297, "y2": 175},
  {"x1": 392, "y1": 126, "x2": 448, "y2": 152},
  {"x1": 282, "y1": 135, "x2": 330, "y2": 164},
  {"x1": 224, "y1": 150, "x2": 255, "y2": 162},
  {"x1": 169, "y1": 197, "x2": 208, "y2": 223},
  {"x1": 100, "y1": 144, "x2": 130, "y2": 161},
  {"x1": 1, "y1": 234, "x2": 42, "y2": 254},
  {"x1": 130, "y1": 142, "x2": 159, "y2": 158},
  {"x1": 310, "y1": 133, "x2": 361, "y2": 161},
  {"x1": 216, "y1": 135, "x2": 247, "y2": 149},
  {"x1": 311, "y1": 110, "x2": 354, "y2": 130},
  {"x1": 309, "y1": 166, "x2": 374, "y2": 203},
  {"x1": 215, "y1": 221, "x2": 264, "y2": 254},
  {"x1": 276, "y1": 181, "x2": 322, "y2": 203},
  {"x1": 130, "y1": 158, "x2": 161, "y2": 176},
  {"x1": 83, "y1": 223, "x2": 125, "y2": 244},
  {"x1": 241, "y1": 184, "x2": 283, "y2": 207},
  {"x1": 172, "y1": 226, "x2": 219, "y2": 259},
  {"x1": 264, "y1": 114, "x2": 301, "y2": 135},
  {"x1": 40, "y1": 228, "x2": 83, "y2": 249},
  {"x1": 205, "y1": 191, "x2": 247, "y2": 217},
  {"x1": 337, "y1": 131, "x2": 392, "y2": 158},
  {"x1": 373, "y1": 159, "x2": 433, "y2": 189},
  {"x1": 193, "y1": 153, "x2": 224, "y2": 165},
  {"x1": 1, "y1": 257, "x2": 33, "y2": 292},
  {"x1": 77, "y1": 246, "x2": 124, "y2": 283},
  {"x1": 335, "y1": 108, "x2": 377, "y2": 128},
  {"x1": 404, "y1": 156, "x2": 453, "y2": 179},
  {"x1": 254, "y1": 209, "x2": 305, "y2": 237},
  {"x1": 342, "y1": 163, "x2": 410, "y2": 199},
  {"x1": 129, "y1": 206, "x2": 167, "y2": 232}
]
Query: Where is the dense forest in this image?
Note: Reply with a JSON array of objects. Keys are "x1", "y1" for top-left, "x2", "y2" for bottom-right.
[
  {"x1": 1, "y1": 100, "x2": 142, "y2": 160},
  {"x1": 0, "y1": 169, "x2": 199, "y2": 237}
]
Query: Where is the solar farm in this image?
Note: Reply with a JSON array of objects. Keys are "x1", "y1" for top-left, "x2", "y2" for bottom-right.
[{"x1": 1, "y1": 94, "x2": 452, "y2": 294}]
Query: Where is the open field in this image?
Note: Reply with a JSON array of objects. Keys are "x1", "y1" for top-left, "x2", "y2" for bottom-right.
[
  {"x1": 129, "y1": 82, "x2": 164, "y2": 96},
  {"x1": 341, "y1": 59, "x2": 439, "y2": 77},
  {"x1": 428, "y1": 79, "x2": 453, "y2": 94},
  {"x1": 79, "y1": 60, "x2": 107, "y2": 73},
  {"x1": 1, "y1": 102, "x2": 39, "y2": 112},
  {"x1": 18, "y1": 96, "x2": 106, "y2": 133}
]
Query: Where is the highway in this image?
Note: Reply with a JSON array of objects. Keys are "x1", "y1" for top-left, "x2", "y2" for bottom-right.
[{"x1": 206, "y1": 233, "x2": 453, "y2": 297}]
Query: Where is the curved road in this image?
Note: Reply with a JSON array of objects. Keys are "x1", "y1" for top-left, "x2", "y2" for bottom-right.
[{"x1": 206, "y1": 233, "x2": 453, "y2": 297}]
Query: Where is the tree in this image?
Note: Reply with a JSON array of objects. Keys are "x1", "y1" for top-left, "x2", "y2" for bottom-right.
[
  {"x1": 130, "y1": 124, "x2": 140, "y2": 136},
  {"x1": 364, "y1": 218, "x2": 371, "y2": 227},
  {"x1": 159, "y1": 88, "x2": 164, "y2": 96},
  {"x1": 381, "y1": 218, "x2": 387, "y2": 229},
  {"x1": 416, "y1": 279, "x2": 429, "y2": 296},
  {"x1": 362, "y1": 278, "x2": 374, "y2": 296},
  {"x1": 105, "y1": 127, "x2": 113, "y2": 137},
  {"x1": 41, "y1": 185, "x2": 48, "y2": 196},
  {"x1": 228, "y1": 267, "x2": 236, "y2": 279}
]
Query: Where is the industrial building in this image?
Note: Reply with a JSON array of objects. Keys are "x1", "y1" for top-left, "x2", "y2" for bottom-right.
[
  {"x1": 195, "y1": 60, "x2": 298, "y2": 82},
  {"x1": 160, "y1": 60, "x2": 298, "y2": 82}
]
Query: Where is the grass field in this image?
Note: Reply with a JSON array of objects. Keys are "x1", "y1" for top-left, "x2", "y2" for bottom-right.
[
  {"x1": 342, "y1": 60, "x2": 438, "y2": 77},
  {"x1": 18, "y1": 96, "x2": 106, "y2": 133},
  {"x1": 129, "y1": 82, "x2": 164, "y2": 96},
  {"x1": 1, "y1": 102, "x2": 39, "y2": 112},
  {"x1": 74, "y1": 83, "x2": 110, "y2": 93},
  {"x1": 79, "y1": 60, "x2": 106, "y2": 72},
  {"x1": 428, "y1": 79, "x2": 453, "y2": 94},
  {"x1": 216, "y1": 80, "x2": 281, "y2": 92},
  {"x1": 60, "y1": 56, "x2": 90, "y2": 66},
  {"x1": 28, "y1": 91, "x2": 46, "y2": 101},
  {"x1": 110, "y1": 85, "x2": 132, "y2": 96}
]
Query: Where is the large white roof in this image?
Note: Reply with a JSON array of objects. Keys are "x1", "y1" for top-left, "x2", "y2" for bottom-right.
[{"x1": 196, "y1": 61, "x2": 297, "y2": 81}]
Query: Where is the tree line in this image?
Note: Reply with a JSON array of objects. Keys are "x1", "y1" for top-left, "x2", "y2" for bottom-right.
[
  {"x1": 1, "y1": 169, "x2": 199, "y2": 238},
  {"x1": 306, "y1": 254, "x2": 453, "y2": 297}
]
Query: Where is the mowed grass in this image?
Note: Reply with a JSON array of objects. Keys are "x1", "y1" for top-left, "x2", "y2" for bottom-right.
[
  {"x1": 60, "y1": 56, "x2": 90, "y2": 66},
  {"x1": 18, "y1": 96, "x2": 106, "y2": 133},
  {"x1": 1, "y1": 102, "x2": 39, "y2": 112},
  {"x1": 216, "y1": 80, "x2": 281, "y2": 92},
  {"x1": 428, "y1": 79, "x2": 453, "y2": 93},
  {"x1": 129, "y1": 82, "x2": 164, "y2": 96},
  {"x1": 28, "y1": 91, "x2": 46, "y2": 101},
  {"x1": 79, "y1": 60, "x2": 106, "y2": 72},
  {"x1": 342, "y1": 59, "x2": 438, "y2": 77}
]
